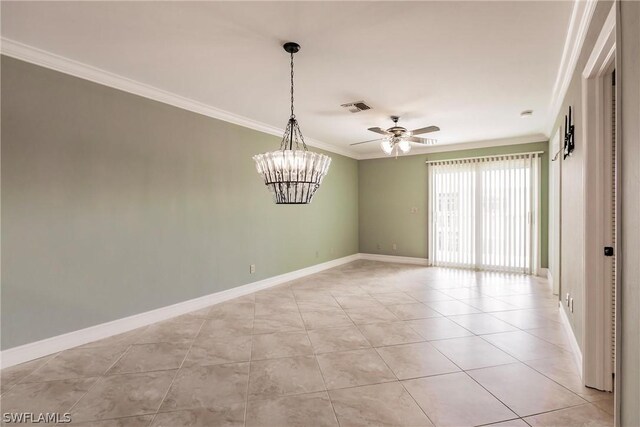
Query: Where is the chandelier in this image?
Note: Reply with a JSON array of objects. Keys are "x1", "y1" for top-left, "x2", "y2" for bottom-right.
[{"x1": 253, "y1": 42, "x2": 331, "y2": 204}]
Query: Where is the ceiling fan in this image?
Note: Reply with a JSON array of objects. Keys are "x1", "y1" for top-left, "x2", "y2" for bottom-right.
[{"x1": 351, "y1": 116, "x2": 440, "y2": 156}]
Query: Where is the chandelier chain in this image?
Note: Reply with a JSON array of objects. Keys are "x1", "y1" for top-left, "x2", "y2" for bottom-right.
[
  {"x1": 290, "y1": 52, "x2": 295, "y2": 119},
  {"x1": 278, "y1": 48, "x2": 307, "y2": 152}
]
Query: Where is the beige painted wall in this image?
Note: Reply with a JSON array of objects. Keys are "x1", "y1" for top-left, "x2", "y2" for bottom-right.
[
  {"x1": 358, "y1": 141, "x2": 549, "y2": 266},
  {"x1": 1, "y1": 56, "x2": 359, "y2": 350},
  {"x1": 547, "y1": 1, "x2": 613, "y2": 351},
  {"x1": 619, "y1": 1, "x2": 640, "y2": 424}
]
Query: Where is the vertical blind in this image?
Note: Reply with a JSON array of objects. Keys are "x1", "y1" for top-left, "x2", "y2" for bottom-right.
[{"x1": 427, "y1": 153, "x2": 541, "y2": 274}]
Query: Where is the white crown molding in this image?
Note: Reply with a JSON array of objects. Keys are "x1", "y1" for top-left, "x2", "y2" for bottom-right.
[
  {"x1": 559, "y1": 301, "x2": 584, "y2": 379},
  {"x1": 356, "y1": 134, "x2": 548, "y2": 161},
  {"x1": 0, "y1": 37, "x2": 358, "y2": 159},
  {"x1": 546, "y1": 0, "x2": 598, "y2": 134},
  {"x1": 582, "y1": 3, "x2": 615, "y2": 80},
  {"x1": 0, "y1": 38, "x2": 553, "y2": 162},
  {"x1": 0, "y1": 253, "x2": 363, "y2": 369}
]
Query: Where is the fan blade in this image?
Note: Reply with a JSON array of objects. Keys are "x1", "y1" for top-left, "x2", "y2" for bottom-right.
[
  {"x1": 406, "y1": 136, "x2": 425, "y2": 143},
  {"x1": 407, "y1": 136, "x2": 438, "y2": 144},
  {"x1": 350, "y1": 138, "x2": 383, "y2": 146},
  {"x1": 410, "y1": 125, "x2": 440, "y2": 135},
  {"x1": 406, "y1": 136, "x2": 438, "y2": 145},
  {"x1": 368, "y1": 127, "x2": 391, "y2": 136}
]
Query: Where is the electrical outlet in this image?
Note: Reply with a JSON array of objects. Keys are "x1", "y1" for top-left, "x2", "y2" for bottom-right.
[
  {"x1": 410, "y1": 207, "x2": 418, "y2": 214},
  {"x1": 570, "y1": 297, "x2": 574, "y2": 313},
  {"x1": 392, "y1": 243, "x2": 397, "y2": 251},
  {"x1": 377, "y1": 243, "x2": 381, "y2": 250},
  {"x1": 250, "y1": 264, "x2": 256, "y2": 274},
  {"x1": 315, "y1": 250, "x2": 319, "y2": 258}
]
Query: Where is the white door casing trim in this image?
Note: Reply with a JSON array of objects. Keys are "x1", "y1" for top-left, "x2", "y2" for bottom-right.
[
  {"x1": 581, "y1": 3, "x2": 616, "y2": 392},
  {"x1": 549, "y1": 130, "x2": 562, "y2": 296}
]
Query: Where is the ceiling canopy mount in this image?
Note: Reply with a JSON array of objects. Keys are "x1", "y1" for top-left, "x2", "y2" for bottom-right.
[{"x1": 283, "y1": 42, "x2": 301, "y2": 54}]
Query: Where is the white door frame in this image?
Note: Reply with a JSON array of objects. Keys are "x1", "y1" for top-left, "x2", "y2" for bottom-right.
[
  {"x1": 582, "y1": 3, "x2": 616, "y2": 392},
  {"x1": 549, "y1": 130, "x2": 562, "y2": 296}
]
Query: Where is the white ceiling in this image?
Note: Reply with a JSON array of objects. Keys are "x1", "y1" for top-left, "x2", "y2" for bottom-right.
[{"x1": 1, "y1": 1, "x2": 573, "y2": 157}]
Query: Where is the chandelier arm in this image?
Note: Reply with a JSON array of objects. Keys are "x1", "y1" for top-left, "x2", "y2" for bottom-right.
[
  {"x1": 293, "y1": 120, "x2": 308, "y2": 151},
  {"x1": 280, "y1": 119, "x2": 293, "y2": 150},
  {"x1": 289, "y1": 118, "x2": 295, "y2": 150}
]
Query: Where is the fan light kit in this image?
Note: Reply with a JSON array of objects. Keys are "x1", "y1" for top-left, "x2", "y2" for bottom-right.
[
  {"x1": 351, "y1": 116, "x2": 440, "y2": 157},
  {"x1": 253, "y1": 42, "x2": 331, "y2": 204}
]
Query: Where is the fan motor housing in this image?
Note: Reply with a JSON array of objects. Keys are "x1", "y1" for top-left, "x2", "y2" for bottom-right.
[{"x1": 388, "y1": 126, "x2": 408, "y2": 135}]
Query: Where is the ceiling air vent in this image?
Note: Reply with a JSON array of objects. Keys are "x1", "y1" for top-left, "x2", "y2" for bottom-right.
[{"x1": 341, "y1": 101, "x2": 371, "y2": 113}]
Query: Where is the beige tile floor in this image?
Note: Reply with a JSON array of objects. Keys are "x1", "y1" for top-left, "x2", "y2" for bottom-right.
[{"x1": 0, "y1": 261, "x2": 614, "y2": 426}]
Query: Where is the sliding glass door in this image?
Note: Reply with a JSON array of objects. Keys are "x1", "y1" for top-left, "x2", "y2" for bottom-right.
[{"x1": 428, "y1": 153, "x2": 540, "y2": 274}]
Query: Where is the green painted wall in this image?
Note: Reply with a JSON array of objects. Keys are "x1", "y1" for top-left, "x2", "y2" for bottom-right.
[
  {"x1": 0, "y1": 55, "x2": 553, "y2": 352},
  {"x1": 359, "y1": 141, "x2": 549, "y2": 267},
  {"x1": 1, "y1": 56, "x2": 359, "y2": 350},
  {"x1": 547, "y1": 0, "x2": 612, "y2": 353}
]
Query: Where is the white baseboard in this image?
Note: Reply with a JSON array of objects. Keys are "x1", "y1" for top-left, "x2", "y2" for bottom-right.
[
  {"x1": 0, "y1": 253, "x2": 360, "y2": 369},
  {"x1": 559, "y1": 301, "x2": 584, "y2": 378},
  {"x1": 538, "y1": 267, "x2": 549, "y2": 278},
  {"x1": 358, "y1": 253, "x2": 429, "y2": 266}
]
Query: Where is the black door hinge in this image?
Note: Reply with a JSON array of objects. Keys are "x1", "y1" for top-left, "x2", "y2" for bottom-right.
[{"x1": 604, "y1": 246, "x2": 614, "y2": 256}]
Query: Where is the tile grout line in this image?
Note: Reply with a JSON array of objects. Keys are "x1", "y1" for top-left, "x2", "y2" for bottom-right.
[
  {"x1": 401, "y1": 339, "x2": 519, "y2": 425},
  {"x1": 2, "y1": 264, "x2": 604, "y2": 426},
  {"x1": 520, "y1": 358, "x2": 600, "y2": 404},
  {"x1": 65, "y1": 344, "x2": 134, "y2": 420},
  {"x1": 0, "y1": 353, "x2": 60, "y2": 396},
  {"x1": 242, "y1": 297, "x2": 257, "y2": 427},
  {"x1": 310, "y1": 342, "x2": 342, "y2": 427},
  {"x1": 460, "y1": 350, "x2": 592, "y2": 420},
  {"x1": 14, "y1": 350, "x2": 63, "y2": 384},
  {"x1": 370, "y1": 343, "x2": 437, "y2": 426},
  {"x1": 461, "y1": 367, "x2": 522, "y2": 421},
  {"x1": 518, "y1": 401, "x2": 610, "y2": 424},
  {"x1": 148, "y1": 316, "x2": 207, "y2": 426},
  {"x1": 388, "y1": 286, "x2": 586, "y2": 423},
  {"x1": 292, "y1": 287, "x2": 342, "y2": 427}
]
